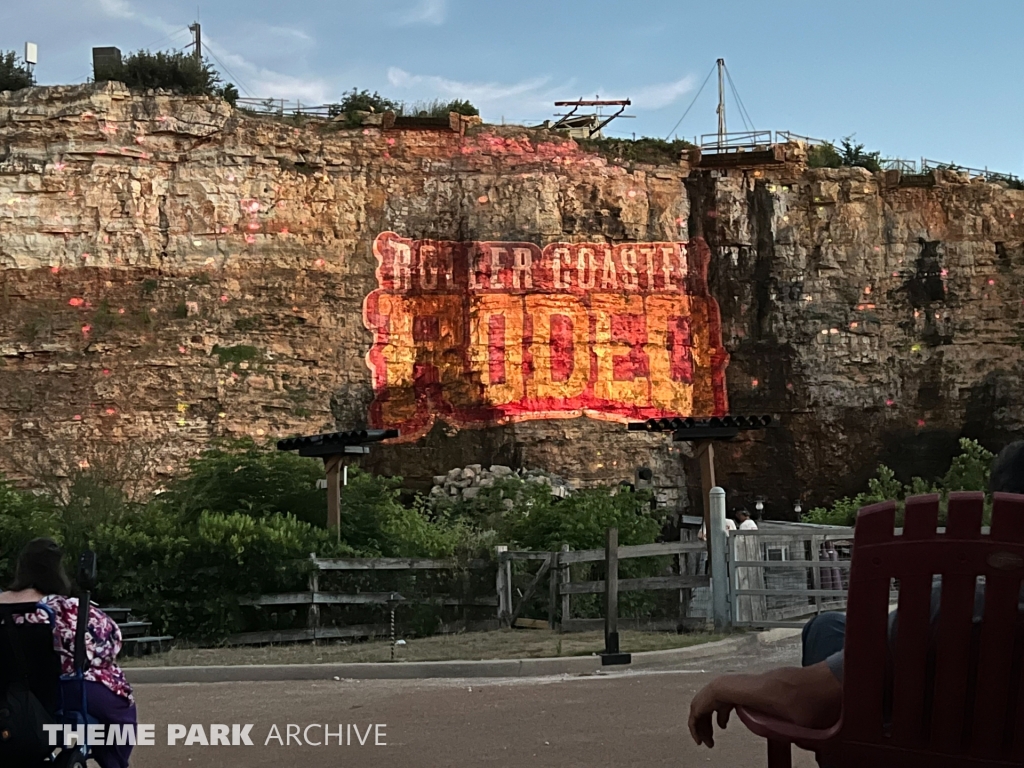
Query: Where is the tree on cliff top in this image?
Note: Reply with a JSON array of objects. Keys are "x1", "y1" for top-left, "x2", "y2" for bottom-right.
[
  {"x1": 94, "y1": 49, "x2": 224, "y2": 97},
  {"x1": 807, "y1": 136, "x2": 882, "y2": 173},
  {"x1": 0, "y1": 50, "x2": 34, "y2": 92}
]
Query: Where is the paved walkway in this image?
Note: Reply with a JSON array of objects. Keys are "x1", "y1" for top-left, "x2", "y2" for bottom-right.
[{"x1": 130, "y1": 641, "x2": 817, "y2": 768}]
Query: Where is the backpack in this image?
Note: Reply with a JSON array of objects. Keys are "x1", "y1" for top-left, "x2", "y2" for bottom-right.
[{"x1": 0, "y1": 614, "x2": 56, "y2": 762}]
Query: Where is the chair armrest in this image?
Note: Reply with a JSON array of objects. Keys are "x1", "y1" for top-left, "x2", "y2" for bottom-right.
[{"x1": 736, "y1": 706, "x2": 843, "y2": 745}]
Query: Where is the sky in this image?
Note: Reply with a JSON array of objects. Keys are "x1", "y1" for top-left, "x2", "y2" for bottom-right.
[{"x1": 3, "y1": 0, "x2": 1022, "y2": 174}]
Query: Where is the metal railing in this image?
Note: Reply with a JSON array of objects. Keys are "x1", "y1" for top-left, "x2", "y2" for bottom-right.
[
  {"x1": 880, "y1": 158, "x2": 918, "y2": 173},
  {"x1": 235, "y1": 98, "x2": 336, "y2": 118},
  {"x1": 699, "y1": 130, "x2": 774, "y2": 151},
  {"x1": 921, "y1": 158, "x2": 1021, "y2": 184},
  {"x1": 728, "y1": 528, "x2": 855, "y2": 629}
]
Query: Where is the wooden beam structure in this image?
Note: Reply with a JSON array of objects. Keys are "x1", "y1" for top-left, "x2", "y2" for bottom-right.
[{"x1": 277, "y1": 428, "x2": 399, "y2": 533}]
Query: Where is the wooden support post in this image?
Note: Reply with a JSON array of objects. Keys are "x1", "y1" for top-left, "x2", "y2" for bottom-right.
[
  {"x1": 307, "y1": 553, "x2": 321, "y2": 643},
  {"x1": 547, "y1": 551, "x2": 558, "y2": 630},
  {"x1": 605, "y1": 527, "x2": 618, "y2": 648},
  {"x1": 495, "y1": 546, "x2": 510, "y2": 626},
  {"x1": 602, "y1": 528, "x2": 630, "y2": 665},
  {"x1": 324, "y1": 455, "x2": 343, "y2": 534},
  {"x1": 697, "y1": 441, "x2": 716, "y2": 558},
  {"x1": 678, "y1": 528, "x2": 691, "y2": 628},
  {"x1": 560, "y1": 544, "x2": 570, "y2": 628}
]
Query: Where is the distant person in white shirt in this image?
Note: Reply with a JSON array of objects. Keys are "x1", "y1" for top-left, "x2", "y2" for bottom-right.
[
  {"x1": 736, "y1": 509, "x2": 758, "y2": 530},
  {"x1": 697, "y1": 516, "x2": 736, "y2": 541}
]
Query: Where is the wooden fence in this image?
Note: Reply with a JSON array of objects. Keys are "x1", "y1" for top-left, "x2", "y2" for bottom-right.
[
  {"x1": 229, "y1": 538, "x2": 712, "y2": 644},
  {"x1": 496, "y1": 538, "x2": 710, "y2": 632},
  {"x1": 230, "y1": 555, "x2": 495, "y2": 645}
]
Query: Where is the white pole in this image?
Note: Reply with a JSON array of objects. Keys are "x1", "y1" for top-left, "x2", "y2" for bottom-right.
[{"x1": 709, "y1": 486, "x2": 731, "y2": 632}]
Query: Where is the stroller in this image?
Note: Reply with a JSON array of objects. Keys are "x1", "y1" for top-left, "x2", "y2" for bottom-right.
[{"x1": 0, "y1": 551, "x2": 100, "y2": 767}]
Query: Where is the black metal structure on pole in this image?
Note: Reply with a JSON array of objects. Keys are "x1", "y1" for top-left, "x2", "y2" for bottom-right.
[
  {"x1": 627, "y1": 415, "x2": 775, "y2": 442},
  {"x1": 277, "y1": 429, "x2": 399, "y2": 533}
]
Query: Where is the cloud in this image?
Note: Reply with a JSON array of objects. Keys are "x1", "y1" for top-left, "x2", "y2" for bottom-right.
[
  {"x1": 90, "y1": 0, "x2": 328, "y2": 104},
  {"x1": 395, "y1": 0, "x2": 448, "y2": 26},
  {"x1": 388, "y1": 67, "x2": 551, "y2": 104},
  {"x1": 631, "y1": 75, "x2": 696, "y2": 109},
  {"x1": 207, "y1": 45, "x2": 332, "y2": 103}
]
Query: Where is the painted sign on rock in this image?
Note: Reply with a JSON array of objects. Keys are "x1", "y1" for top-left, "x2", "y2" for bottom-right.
[{"x1": 363, "y1": 232, "x2": 729, "y2": 441}]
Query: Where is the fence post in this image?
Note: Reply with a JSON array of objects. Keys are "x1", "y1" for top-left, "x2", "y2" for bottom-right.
[
  {"x1": 810, "y1": 535, "x2": 823, "y2": 614},
  {"x1": 678, "y1": 528, "x2": 691, "y2": 627},
  {"x1": 709, "y1": 487, "x2": 731, "y2": 632},
  {"x1": 560, "y1": 544, "x2": 570, "y2": 627},
  {"x1": 307, "y1": 552, "x2": 320, "y2": 642},
  {"x1": 547, "y1": 551, "x2": 558, "y2": 630},
  {"x1": 495, "y1": 546, "x2": 511, "y2": 627}
]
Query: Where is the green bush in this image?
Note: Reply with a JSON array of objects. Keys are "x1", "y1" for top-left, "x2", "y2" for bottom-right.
[
  {"x1": 158, "y1": 438, "x2": 326, "y2": 526},
  {"x1": 577, "y1": 136, "x2": 694, "y2": 166},
  {"x1": 95, "y1": 50, "x2": 221, "y2": 97},
  {"x1": 404, "y1": 98, "x2": 478, "y2": 117},
  {"x1": 802, "y1": 439, "x2": 995, "y2": 526},
  {"x1": 93, "y1": 507, "x2": 336, "y2": 640},
  {"x1": 807, "y1": 136, "x2": 881, "y2": 173},
  {"x1": 327, "y1": 89, "x2": 479, "y2": 127},
  {"x1": 0, "y1": 50, "x2": 34, "y2": 92}
]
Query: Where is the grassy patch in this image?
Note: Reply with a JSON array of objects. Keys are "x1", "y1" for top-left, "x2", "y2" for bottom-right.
[
  {"x1": 233, "y1": 316, "x2": 261, "y2": 332},
  {"x1": 576, "y1": 136, "x2": 694, "y2": 166},
  {"x1": 213, "y1": 344, "x2": 261, "y2": 366},
  {"x1": 121, "y1": 629, "x2": 725, "y2": 667}
]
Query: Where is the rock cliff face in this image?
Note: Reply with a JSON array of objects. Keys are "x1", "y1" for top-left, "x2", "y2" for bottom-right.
[{"x1": 1, "y1": 84, "x2": 1021, "y2": 516}]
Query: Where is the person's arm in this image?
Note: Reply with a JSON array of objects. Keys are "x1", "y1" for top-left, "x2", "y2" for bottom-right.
[{"x1": 688, "y1": 662, "x2": 842, "y2": 748}]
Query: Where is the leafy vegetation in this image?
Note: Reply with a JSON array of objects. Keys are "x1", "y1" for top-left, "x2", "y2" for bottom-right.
[
  {"x1": 0, "y1": 50, "x2": 34, "y2": 92},
  {"x1": 576, "y1": 136, "x2": 694, "y2": 166},
  {"x1": 807, "y1": 136, "x2": 882, "y2": 173},
  {"x1": 0, "y1": 439, "x2": 665, "y2": 638},
  {"x1": 801, "y1": 439, "x2": 995, "y2": 526},
  {"x1": 327, "y1": 88, "x2": 479, "y2": 127},
  {"x1": 93, "y1": 49, "x2": 237, "y2": 104},
  {"x1": 213, "y1": 344, "x2": 260, "y2": 365}
]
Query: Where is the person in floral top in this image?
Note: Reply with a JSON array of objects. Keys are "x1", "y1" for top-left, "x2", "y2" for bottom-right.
[{"x1": 0, "y1": 539, "x2": 137, "y2": 768}]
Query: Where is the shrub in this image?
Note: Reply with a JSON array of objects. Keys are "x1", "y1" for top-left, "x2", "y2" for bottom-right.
[
  {"x1": 0, "y1": 50, "x2": 34, "y2": 92},
  {"x1": 807, "y1": 136, "x2": 881, "y2": 173},
  {"x1": 807, "y1": 142, "x2": 843, "y2": 169},
  {"x1": 93, "y1": 507, "x2": 337, "y2": 640},
  {"x1": 159, "y1": 438, "x2": 326, "y2": 526},
  {"x1": 577, "y1": 136, "x2": 694, "y2": 166},
  {"x1": 802, "y1": 439, "x2": 995, "y2": 526},
  {"x1": 335, "y1": 88, "x2": 400, "y2": 114},
  {"x1": 404, "y1": 98, "x2": 478, "y2": 117},
  {"x1": 95, "y1": 50, "x2": 221, "y2": 96}
]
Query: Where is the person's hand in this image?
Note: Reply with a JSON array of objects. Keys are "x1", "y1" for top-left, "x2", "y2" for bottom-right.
[{"x1": 688, "y1": 680, "x2": 733, "y2": 748}]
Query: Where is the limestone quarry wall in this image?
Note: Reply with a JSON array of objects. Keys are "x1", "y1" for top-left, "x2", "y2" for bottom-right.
[{"x1": 1, "y1": 83, "x2": 1021, "y2": 516}]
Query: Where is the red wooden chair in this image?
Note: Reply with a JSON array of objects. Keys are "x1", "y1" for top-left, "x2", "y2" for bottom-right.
[{"x1": 737, "y1": 491, "x2": 1024, "y2": 767}]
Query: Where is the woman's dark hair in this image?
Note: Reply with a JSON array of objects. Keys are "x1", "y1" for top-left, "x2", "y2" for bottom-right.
[
  {"x1": 990, "y1": 441, "x2": 1024, "y2": 495},
  {"x1": 9, "y1": 538, "x2": 71, "y2": 596}
]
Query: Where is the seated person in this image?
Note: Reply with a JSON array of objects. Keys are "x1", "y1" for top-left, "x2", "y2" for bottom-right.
[
  {"x1": 688, "y1": 440, "x2": 1024, "y2": 750},
  {"x1": 0, "y1": 539, "x2": 137, "y2": 768}
]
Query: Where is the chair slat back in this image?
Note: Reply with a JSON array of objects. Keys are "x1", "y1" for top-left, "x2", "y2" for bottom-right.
[
  {"x1": 972, "y1": 494, "x2": 1024, "y2": 758},
  {"x1": 930, "y1": 493, "x2": 985, "y2": 751},
  {"x1": 841, "y1": 492, "x2": 1024, "y2": 763},
  {"x1": 842, "y1": 500, "x2": 895, "y2": 741},
  {"x1": 890, "y1": 494, "x2": 939, "y2": 748}
]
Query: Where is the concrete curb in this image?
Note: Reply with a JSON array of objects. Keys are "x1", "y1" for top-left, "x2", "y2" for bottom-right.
[{"x1": 127, "y1": 630, "x2": 799, "y2": 685}]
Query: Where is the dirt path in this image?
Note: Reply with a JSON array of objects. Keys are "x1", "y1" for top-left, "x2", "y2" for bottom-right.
[{"x1": 129, "y1": 639, "x2": 816, "y2": 767}]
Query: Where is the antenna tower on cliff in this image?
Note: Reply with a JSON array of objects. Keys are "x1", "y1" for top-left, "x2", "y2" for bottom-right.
[
  {"x1": 716, "y1": 58, "x2": 726, "y2": 148},
  {"x1": 188, "y1": 22, "x2": 202, "y2": 62}
]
